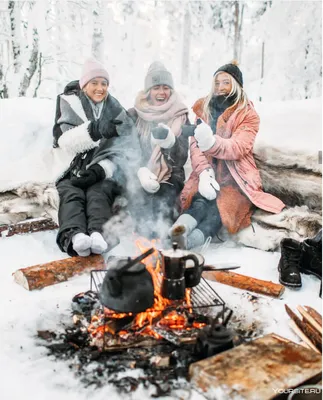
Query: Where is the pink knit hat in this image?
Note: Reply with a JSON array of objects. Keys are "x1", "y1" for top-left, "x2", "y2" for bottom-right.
[{"x1": 79, "y1": 58, "x2": 109, "y2": 89}]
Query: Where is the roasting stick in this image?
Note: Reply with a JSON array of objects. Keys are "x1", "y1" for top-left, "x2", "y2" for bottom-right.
[
  {"x1": 288, "y1": 320, "x2": 321, "y2": 354},
  {"x1": 297, "y1": 306, "x2": 322, "y2": 335}
]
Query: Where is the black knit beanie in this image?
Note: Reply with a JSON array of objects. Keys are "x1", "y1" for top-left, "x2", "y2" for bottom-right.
[{"x1": 214, "y1": 62, "x2": 243, "y2": 87}]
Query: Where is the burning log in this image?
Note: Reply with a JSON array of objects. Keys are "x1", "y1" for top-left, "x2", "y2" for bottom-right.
[
  {"x1": 0, "y1": 217, "x2": 58, "y2": 237},
  {"x1": 202, "y1": 270, "x2": 285, "y2": 298},
  {"x1": 285, "y1": 305, "x2": 322, "y2": 352},
  {"x1": 13, "y1": 255, "x2": 105, "y2": 290}
]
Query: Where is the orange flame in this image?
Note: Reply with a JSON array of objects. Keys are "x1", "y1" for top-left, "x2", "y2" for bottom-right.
[{"x1": 87, "y1": 236, "x2": 204, "y2": 340}]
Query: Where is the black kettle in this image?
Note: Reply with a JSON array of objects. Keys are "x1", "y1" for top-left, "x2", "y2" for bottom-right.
[{"x1": 99, "y1": 248, "x2": 155, "y2": 314}]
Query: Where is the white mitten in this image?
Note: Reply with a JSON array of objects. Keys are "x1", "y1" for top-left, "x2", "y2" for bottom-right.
[
  {"x1": 198, "y1": 169, "x2": 220, "y2": 200},
  {"x1": 98, "y1": 159, "x2": 116, "y2": 179},
  {"x1": 151, "y1": 123, "x2": 176, "y2": 149},
  {"x1": 137, "y1": 167, "x2": 160, "y2": 193},
  {"x1": 194, "y1": 122, "x2": 216, "y2": 151}
]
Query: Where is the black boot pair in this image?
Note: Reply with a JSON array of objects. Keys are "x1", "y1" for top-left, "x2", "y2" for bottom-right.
[{"x1": 278, "y1": 230, "x2": 322, "y2": 292}]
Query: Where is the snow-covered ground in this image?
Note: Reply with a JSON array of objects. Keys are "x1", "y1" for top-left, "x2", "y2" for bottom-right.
[{"x1": 0, "y1": 230, "x2": 321, "y2": 400}]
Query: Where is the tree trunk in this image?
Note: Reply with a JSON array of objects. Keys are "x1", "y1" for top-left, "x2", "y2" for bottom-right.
[
  {"x1": 202, "y1": 270, "x2": 285, "y2": 298},
  {"x1": 19, "y1": 28, "x2": 39, "y2": 96},
  {"x1": 233, "y1": 1, "x2": 244, "y2": 61},
  {"x1": 13, "y1": 255, "x2": 105, "y2": 291},
  {"x1": 8, "y1": 0, "x2": 21, "y2": 74},
  {"x1": 91, "y1": 2, "x2": 104, "y2": 62},
  {"x1": 181, "y1": 9, "x2": 191, "y2": 85}
]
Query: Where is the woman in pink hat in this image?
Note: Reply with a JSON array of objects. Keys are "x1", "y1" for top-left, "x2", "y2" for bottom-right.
[{"x1": 53, "y1": 58, "x2": 139, "y2": 257}]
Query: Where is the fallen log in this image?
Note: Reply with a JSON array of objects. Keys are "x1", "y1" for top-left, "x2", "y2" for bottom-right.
[
  {"x1": 289, "y1": 320, "x2": 321, "y2": 354},
  {"x1": 202, "y1": 270, "x2": 285, "y2": 298},
  {"x1": 13, "y1": 255, "x2": 105, "y2": 291},
  {"x1": 304, "y1": 306, "x2": 322, "y2": 326},
  {"x1": 0, "y1": 217, "x2": 58, "y2": 238},
  {"x1": 297, "y1": 305, "x2": 322, "y2": 336},
  {"x1": 285, "y1": 305, "x2": 322, "y2": 352},
  {"x1": 189, "y1": 333, "x2": 322, "y2": 400}
]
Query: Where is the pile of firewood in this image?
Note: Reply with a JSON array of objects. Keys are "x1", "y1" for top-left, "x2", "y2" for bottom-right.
[{"x1": 285, "y1": 305, "x2": 322, "y2": 353}]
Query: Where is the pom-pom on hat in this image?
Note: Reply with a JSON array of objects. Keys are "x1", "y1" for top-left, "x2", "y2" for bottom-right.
[
  {"x1": 214, "y1": 60, "x2": 243, "y2": 87},
  {"x1": 144, "y1": 61, "x2": 174, "y2": 92},
  {"x1": 79, "y1": 58, "x2": 109, "y2": 89}
]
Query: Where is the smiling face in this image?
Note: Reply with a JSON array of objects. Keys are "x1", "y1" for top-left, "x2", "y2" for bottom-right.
[
  {"x1": 149, "y1": 85, "x2": 171, "y2": 106},
  {"x1": 214, "y1": 72, "x2": 232, "y2": 96},
  {"x1": 83, "y1": 77, "x2": 109, "y2": 103}
]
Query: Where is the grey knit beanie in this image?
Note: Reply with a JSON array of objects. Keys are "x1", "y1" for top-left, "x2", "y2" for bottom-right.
[{"x1": 144, "y1": 61, "x2": 174, "y2": 92}]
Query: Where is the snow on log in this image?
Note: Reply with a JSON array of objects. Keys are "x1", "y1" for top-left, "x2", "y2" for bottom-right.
[
  {"x1": 189, "y1": 333, "x2": 322, "y2": 400},
  {"x1": 0, "y1": 217, "x2": 58, "y2": 237},
  {"x1": 202, "y1": 270, "x2": 285, "y2": 298},
  {"x1": 13, "y1": 255, "x2": 105, "y2": 291}
]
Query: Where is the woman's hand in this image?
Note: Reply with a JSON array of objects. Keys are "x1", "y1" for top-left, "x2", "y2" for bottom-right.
[
  {"x1": 198, "y1": 169, "x2": 220, "y2": 200},
  {"x1": 137, "y1": 167, "x2": 160, "y2": 193},
  {"x1": 194, "y1": 122, "x2": 216, "y2": 151},
  {"x1": 151, "y1": 123, "x2": 176, "y2": 149}
]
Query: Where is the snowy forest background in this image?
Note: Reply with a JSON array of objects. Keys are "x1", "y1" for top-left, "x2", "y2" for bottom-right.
[{"x1": 0, "y1": 0, "x2": 321, "y2": 109}]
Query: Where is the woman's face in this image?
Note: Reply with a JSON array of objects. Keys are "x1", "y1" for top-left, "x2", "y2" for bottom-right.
[
  {"x1": 214, "y1": 72, "x2": 232, "y2": 96},
  {"x1": 84, "y1": 78, "x2": 109, "y2": 103},
  {"x1": 149, "y1": 85, "x2": 171, "y2": 106}
]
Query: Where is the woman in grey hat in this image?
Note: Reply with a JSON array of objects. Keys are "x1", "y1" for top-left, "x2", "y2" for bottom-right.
[{"x1": 128, "y1": 61, "x2": 190, "y2": 239}]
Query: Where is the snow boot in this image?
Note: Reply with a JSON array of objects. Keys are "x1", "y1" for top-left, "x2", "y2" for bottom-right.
[
  {"x1": 300, "y1": 230, "x2": 322, "y2": 297},
  {"x1": 278, "y1": 238, "x2": 302, "y2": 288}
]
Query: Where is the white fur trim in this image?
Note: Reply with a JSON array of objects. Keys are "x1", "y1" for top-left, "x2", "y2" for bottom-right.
[
  {"x1": 98, "y1": 159, "x2": 116, "y2": 178},
  {"x1": 57, "y1": 121, "x2": 99, "y2": 155},
  {"x1": 61, "y1": 94, "x2": 88, "y2": 122}
]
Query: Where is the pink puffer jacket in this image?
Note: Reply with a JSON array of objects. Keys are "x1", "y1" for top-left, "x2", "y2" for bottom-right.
[{"x1": 180, "y1": 98, "x2": 285, "y2": 214}]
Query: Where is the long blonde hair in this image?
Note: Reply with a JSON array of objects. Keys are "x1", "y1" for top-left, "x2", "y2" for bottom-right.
[{"x1": 202, "y1": 72, "x2": 248, "y2": 122}]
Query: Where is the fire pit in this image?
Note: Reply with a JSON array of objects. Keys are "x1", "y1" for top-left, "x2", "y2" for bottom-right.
[
  {"x1": 41, "y1": 242, "x2": 231, "y2": 395},
  {"x1": 87, "y1": 247, "x2": 225, "y2": 351}
]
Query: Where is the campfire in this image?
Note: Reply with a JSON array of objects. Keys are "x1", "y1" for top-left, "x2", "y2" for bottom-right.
[
  {"x1": 41, "y1": 237, "x2": 233, "y2": 395},
  {"x1": 87, "y1": 238, "x2": 225, "y2": 350}
]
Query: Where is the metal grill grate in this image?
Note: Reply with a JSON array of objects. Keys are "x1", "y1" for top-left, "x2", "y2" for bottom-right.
[{"x1": 90, "y1": 268, "x2": 225, "y2": 316}]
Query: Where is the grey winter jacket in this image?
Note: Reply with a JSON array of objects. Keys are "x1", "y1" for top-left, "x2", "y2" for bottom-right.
[{"x1": 53, "y1": 81, "x2": 141, "y2": 186}]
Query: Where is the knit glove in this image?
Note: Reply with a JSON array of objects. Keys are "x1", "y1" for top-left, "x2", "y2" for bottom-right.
[
  {"x1": 71, "y1": 164, "x2": 105, "y2": 189},
  {"x1": 198, "y1": 169, "x2": 220, "y2": 200},
  {"x1": 194, "y1": 122, "x2": 216, "y2": 151},
  {"x1": 151, "y1": 123, "x2": 176, "y2": 149},
  {"x1": 137, "y1": 167, "x2": 160, "y2": 193},
  {"x1": 114, "y1": 109, "x2": 135, "y2": 137},
  {"x1": 89, "y1": 118, "x2": 121, "y2": 141}
]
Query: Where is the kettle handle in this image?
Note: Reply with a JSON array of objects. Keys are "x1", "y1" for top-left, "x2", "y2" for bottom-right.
[{"x1": 182, "y1": 254, "x2": 200, "y2": 268}]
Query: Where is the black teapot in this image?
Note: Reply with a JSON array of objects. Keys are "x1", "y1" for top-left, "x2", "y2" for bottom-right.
[{"x1": 99, "y1": 248, "x2": 155, "y2": 314}]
